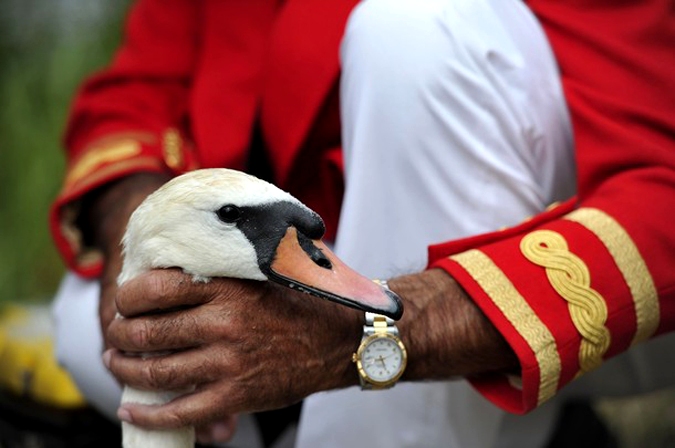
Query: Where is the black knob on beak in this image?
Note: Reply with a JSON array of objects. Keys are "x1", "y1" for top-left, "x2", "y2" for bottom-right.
[
  {"x1": 287, "y1": 207, "x2": 326, "y2": 241},
  {"x1": 297, "y1": 231, "x2": 332, "y2": 270}
]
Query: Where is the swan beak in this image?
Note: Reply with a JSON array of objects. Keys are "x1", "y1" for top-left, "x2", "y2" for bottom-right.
[{"x1": 268, "y1": 228, "x2": 403, "y2": 320}]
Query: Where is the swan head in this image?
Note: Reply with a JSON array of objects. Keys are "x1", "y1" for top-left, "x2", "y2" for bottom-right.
[{"x1": 119, "y1": 168, "x2": 402, "y2": 319}]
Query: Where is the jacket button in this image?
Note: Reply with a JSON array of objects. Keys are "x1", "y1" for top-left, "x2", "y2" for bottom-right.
[{"x1": 163, "y1": 129, "x2": 183, "y2": 170}]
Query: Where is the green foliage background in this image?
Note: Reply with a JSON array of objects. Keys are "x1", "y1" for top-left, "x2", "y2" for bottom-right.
[{"x1": 0, "y1": 2, "x2": 129, "y2": 303}]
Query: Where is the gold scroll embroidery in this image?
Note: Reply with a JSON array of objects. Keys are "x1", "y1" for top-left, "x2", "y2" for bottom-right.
[
  {"x1": 565, "y1": 208, "x2": 659, "y2": 346},
  {"x1": 520, "y1": 230, "x2": 610, "y2": 375},
  {"x1": 451, "y1": 249, "x2": 561, "y2": 406}
]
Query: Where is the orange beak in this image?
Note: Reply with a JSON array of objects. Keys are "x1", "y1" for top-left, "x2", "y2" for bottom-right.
[{"x1": 267, "y1": 228, "x2": 403, "y2": 320}]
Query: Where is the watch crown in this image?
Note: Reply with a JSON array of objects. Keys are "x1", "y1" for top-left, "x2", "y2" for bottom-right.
[{"x1": 351, "y1": 353, "x2": 358, "y2": 363}]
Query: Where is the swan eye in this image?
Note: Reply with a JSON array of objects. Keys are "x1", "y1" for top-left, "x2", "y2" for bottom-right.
[{"x1": 216, "y1": 205, "x2": 242, "y2": 223}]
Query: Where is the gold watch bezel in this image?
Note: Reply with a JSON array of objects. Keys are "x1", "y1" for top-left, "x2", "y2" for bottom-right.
[{"x1": 352, "y1": 332, "x2": 408, "y2": 388}]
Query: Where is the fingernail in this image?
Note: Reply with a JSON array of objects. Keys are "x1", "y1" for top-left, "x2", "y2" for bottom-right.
[
  {"x1": 102, "y1": 349, "x2": 112, "y2": 369},
  {"x1": 211, "y1": 422, "x2": 232, "y2": 442},
  {"x1": 118, "y1": 407, "x2": 133, "y2": 423}
]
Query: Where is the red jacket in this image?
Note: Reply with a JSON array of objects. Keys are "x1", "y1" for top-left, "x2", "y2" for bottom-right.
[{"x1": 50, "y1": 0, "x2": 675, "y2": 414}]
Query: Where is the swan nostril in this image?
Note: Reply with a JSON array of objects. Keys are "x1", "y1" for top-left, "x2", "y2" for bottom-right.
[
  {"x1": 313, "y1": 253, "x2": 333, "y2": 270},
  {"x1": 296, "y1": 230, "x2": 333, "y2": 270}
]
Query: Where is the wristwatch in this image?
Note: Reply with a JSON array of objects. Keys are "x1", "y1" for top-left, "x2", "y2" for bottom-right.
[{"x1": 352, "y1": 311, "x2": 407, "y2": 390}]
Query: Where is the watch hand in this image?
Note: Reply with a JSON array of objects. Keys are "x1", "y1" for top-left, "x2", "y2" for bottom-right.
[{"x1": 379, "y1": 353, "x2": 396, "y2": 361}]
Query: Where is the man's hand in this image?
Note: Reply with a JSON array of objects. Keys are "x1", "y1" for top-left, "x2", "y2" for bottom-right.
[
  {"x1": 105, "y1": 268, "x2": 363, "y2": 428},
  {"x1": 103, "y1": 267, "x2": 517, "y2": 431},
  {"x1": 105, "y1": 268, "x2": 362, "y2": 428}
]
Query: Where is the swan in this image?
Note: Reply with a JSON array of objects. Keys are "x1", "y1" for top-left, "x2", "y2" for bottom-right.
[{"x1": 118, "y1": 168, "x2": 402, "y2": 448}]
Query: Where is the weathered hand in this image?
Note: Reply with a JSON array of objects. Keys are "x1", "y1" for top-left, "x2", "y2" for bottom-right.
[
  {"x1": 104, "y1": 267, "x2": 517, "y2": 431},
  {"x1": 104, "y1": 268, "x2": 363, "y2": 429}
]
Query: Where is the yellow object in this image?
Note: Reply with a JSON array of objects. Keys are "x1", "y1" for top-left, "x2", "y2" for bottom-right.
[
  {"x1": 0, "y1": 304, "x2": 86, "y2": 408},
  {"x1": 521, "y1": 229, "x2": 610, "y2": 375},
  {"x1": 564, "y1": 207, "x2": 659, "y2": 346},
  {"x1": 451, "y1": 249, "x2": 561, "y2": 407}
]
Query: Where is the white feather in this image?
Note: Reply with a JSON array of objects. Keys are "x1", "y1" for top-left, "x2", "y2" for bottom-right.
[{"x1": 118, "y1": 168, "x2": 307, "y2": 448}]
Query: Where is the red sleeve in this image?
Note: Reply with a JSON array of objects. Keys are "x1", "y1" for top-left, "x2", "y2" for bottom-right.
[
  {"x1": 428, "y1": 0, "x2": 675, "y2": 413},
  {"x1": 50, "y1": 0, "x2": 202, "y2": 277}
]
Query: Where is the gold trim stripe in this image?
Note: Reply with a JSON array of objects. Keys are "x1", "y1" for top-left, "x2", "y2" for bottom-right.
[
  {"x1": 565, "y1": 208, "x2": 659, "y2": 345},
  {"x1": 451, "y1": 249, "x2": 561, "y2": 406},
  {"x1": 66, "y1": 140, "x2": 141, "y2": 187},
  {"x1": 521, "y1": 230, "x2": 610, "y2": 374},
  {"x1": 65, "y1": 156, "x2": 164, "y2": 196}
]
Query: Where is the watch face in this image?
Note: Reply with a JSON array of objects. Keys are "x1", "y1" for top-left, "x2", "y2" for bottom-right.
[{"x1": 359, "y1": 334, "x2": 406, "y2": 384}]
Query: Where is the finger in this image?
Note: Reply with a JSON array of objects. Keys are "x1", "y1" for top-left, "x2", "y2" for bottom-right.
[
  {"x1": 117, "y1": 384, "x2": 234, "y2": 429},
  {"x1": 105, "y1": 346, "x2": 227, "y2": 391},
  {"x1": 116, "y1": 269, "x2": 213, "y2": 316},
  {"x1": 99, "y1": 286, "x2": 120, "y2": 350},
  {"x1": 107, "y1": 305, "x2": 221, "y2": 352},
  {"x1": 195, "y1": 416, "x2": 238, "y2": 444}
]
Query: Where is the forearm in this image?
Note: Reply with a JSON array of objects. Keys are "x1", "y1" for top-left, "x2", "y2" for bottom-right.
[
  {"x1": 331, "y1": 268, "x2": 519, "y2": 389},
  {"x1": 389, "y1": 269, "x2": 518, "y2": 381}
]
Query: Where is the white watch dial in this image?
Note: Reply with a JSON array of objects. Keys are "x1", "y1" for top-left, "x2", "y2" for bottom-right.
[{"x1": 360, "y1": 336, "x2": 404, "y2": 382}]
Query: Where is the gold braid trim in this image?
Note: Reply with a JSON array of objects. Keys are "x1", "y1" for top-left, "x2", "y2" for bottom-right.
[
  {"x1": 564, "y1": 208, "x2": 659, "y2": 345},
  {"x1": 521, "y1": 230, "x2": 610, "y2": 374},
  {"x1": 451, "y1": 250, "x2": 560, "y2": 406}
]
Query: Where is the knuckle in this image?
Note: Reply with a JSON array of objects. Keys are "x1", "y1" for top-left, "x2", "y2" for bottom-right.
[
  {"x1": 208, "y1": 314, "x2": 230, "y2": 341},
  {"x1": 199, "y1": 355, "x2": 222, "y2": 383},
  {"x1": 141, "y1": 360, "x2": 163, "y2": 388},
  {"x1": 184, "y1": 312, "x2": 200, "y2": 336},
  {"x1": 163, "y1": 408, "x2": 187, "y2": 428},
  {"x1": 226, "y1": 354, "x2": 246, "y2": 377},
  {"x1": 156, "y1": 361, "x2": 180, "y2": 389},
  {"x1": 131, "y1": 321, "x2": 151, "y2": 348},
  {"x1": 140, "y1": 357, "x2": 185, "y2": 390},
  {"x1": 140, "y1": 362, "x2": 154, "y2": 387},
  {"x1": 145, "y1": 274, "x2": 172, "y2": 307}
]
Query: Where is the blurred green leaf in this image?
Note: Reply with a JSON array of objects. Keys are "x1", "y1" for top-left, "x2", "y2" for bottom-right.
[{"x1": 0, "y1": 1, "x2": 129, "y2": 303}]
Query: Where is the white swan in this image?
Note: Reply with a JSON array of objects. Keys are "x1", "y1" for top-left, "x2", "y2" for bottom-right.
[{"x1": 118, "y1": 168, "x2": 402, "y2": 448}]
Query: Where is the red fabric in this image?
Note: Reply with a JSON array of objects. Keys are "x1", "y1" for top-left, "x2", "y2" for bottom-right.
[
  {"x1": 430, "y1": 0, "x2": 675, "y2": 412},
  {"x1": 260, "y1": 0, "x2": 359, "y2": 185},
  {"x1": 51, "y1": 0, "x2": 675, "y2": 414},
  {"x1": 50, "y1": 0, "x2": 358, "y2": 274},
  {"x1": 64, "y1": 0, "x2": 199, "y2": 161}
]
